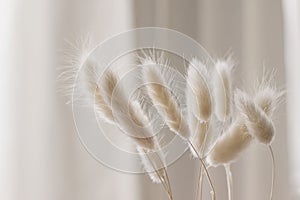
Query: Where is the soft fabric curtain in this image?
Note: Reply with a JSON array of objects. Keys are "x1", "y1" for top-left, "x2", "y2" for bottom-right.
[{"x1": 282, "y1": 0, "x2": 300, "y2": 199}]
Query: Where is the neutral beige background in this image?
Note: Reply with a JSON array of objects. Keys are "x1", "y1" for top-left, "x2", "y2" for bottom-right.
[{"x1": 1, "y1": 0, "x2": 299, "y2": 199}]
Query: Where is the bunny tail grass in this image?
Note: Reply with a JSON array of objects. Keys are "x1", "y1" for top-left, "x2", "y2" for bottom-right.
[
  {"x1": 213, "y1": 59, "x2": 234, "y2": 122},
  {"x1": 143, "y1": 62, "x2": 189, "y2": 139},
  {"x1": 207, "y1": 120, "x2": 253, "y2": 167},
  {"x1": 59, "y1": 35, "x2": 93, "y2": 99},
  {"x1": 254, "y1": 70, "x2": 281, "y2": 200},
  {"x1": 127, "y1": 100, "x2": 157, "y2": 150},
  {"x1": 94, "y1": 84, "x2": 114, "y2": 123},
  {"x1": 60, "y1": 35, "x2": 118, "y2": 124},
  {"x1": 142, "y1": 56, "x2": 215, "y2": 200},
  {"x1": 113, "y1": 84, "x2": 173, "y2": 199},
  {"x1": 127, "y1": 98, "x2": 173, "y2": 199},
  {"x1": 79, "y1": 61, "x2": 115, "y2": 123},
  {"x1": 235, "y1": 89, "x2": 275, "y2": 145},
  {"x1": 185, "y1": 58, "x2": 216, "y2": 200},
  {"x1": 110, "y1": 76, "x2": 156, "y2": 150},
  {"x1": 186, "y1": 58, "x2": 212, "y2": 158},
  {"x1": 100, "y1": 69, "x2": 119, "y2": 108},
  {"x1": 187, "y1": 58, "x2": 212, "y2": 122},
  {"x1": 254, "y1": 69, "x2": 285, "y2": 117},
  {"x1": 234, "y1": 87, "x2": 278, "y2": 199},
  {"x1": 225, "y1": 164, "x2": 233, "y2": 200}
]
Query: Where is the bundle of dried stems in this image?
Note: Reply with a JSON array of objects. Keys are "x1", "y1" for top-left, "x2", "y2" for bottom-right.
[{"x1": 62, "y1": 39, "x2": 283, "y2": 200}]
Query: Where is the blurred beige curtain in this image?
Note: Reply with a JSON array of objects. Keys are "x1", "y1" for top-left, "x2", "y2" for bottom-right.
[
  {"x1": 2, "y1": 0, "x2": 293, "y2": 200},
  {"x1": 8, "y1": 0, "x2": 140, "y2": 200},
  {"x1": 282, "y1": 0, "x2": 300, "y2": 199}
]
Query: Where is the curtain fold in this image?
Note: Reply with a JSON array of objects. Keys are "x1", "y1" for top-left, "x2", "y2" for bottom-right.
[{"x1": 282, "y1": 0, "x2": 300, "y2": 199}]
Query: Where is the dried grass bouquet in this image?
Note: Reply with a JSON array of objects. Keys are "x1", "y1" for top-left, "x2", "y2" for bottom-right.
[{"x1": 61, "y1": 37, "x2": 284, "y2": 200}]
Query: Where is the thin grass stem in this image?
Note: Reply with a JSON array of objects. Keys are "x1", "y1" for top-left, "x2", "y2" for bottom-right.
[
  {"x1": 195, "y1": 122, "x2": 209, "y2": 200},
  {"x1": 225, "y1": 164, "x2": 233, "y2": 200},
  {"x1": 269, "y1": 145, "x2": 275, "y2": 200},
  {"x1": 143, "y1": 149, "x2": 173, "y2": 200},
  {"x1": 196, "y1": 165, "x2": 204, "y2": 200},
  {"x1": 188, "y1": 140, "x2": 216, "y2": 200}
]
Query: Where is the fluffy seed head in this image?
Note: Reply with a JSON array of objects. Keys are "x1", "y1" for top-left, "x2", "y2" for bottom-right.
[
  {"x1": 79, "y1": 59, "x2": 115, "y2": 123},
  {"x1": 94, "y1": 85, "x2": 114, "y2": 123},
  {"x1": 213, "y1": 59, "x2": 234, "y2": 121},
  {"x1": 254, "y1": 69, "x2": 284, "y2": 117},
  {"x1": 143, "y1": 61, "x2": 189, "y2": 139},
  {"x1": 100, "y1": 69, "x2": 119, "y2": 106},
  {"x1": 207, "y1": 120, "x2": 252, "y2": 167},
  {"x1": 127, "y1": 100, "x2": 157, "y2": 150},
  {"x1": 59, "y1": 34, "x2": 93, "y2": 99},
  {"x1": 235, "y1": 89, "x2": 275, "y2": 144},
  {"x1": 186, "y1": 58, "x2": 212, "y2": 122}
]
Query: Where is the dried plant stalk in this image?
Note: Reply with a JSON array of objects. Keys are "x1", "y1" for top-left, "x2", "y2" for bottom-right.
[
  {"x1": 225, "y1": 164, "x2": 233, "y2": 200},
  {"x1": 130, "y1": 100, "x2": 173, "y2": 200},
  {"x1": 62, "y1": 39, "x2": 284, "y2": 200},
  {"x1": 103, "y1": 74, "x2": 173, "y2": 199},
  {"x1": 186, "y1": 59, "x2": 211, "y2": 200},
  {"x1": 70, "y1": 53, "x2": 173, "y2": 199},
  {"x1": 253, "y1": 71, "x2": 283, "y2": 200},
  {"x1": 189, "y1": 119, "x2": 209, "y2": 158},
  {"x1": 207, "y1": 120, "x2": 252, "y2": 200},
  {"x1": 137, "y1": 147, "x2": 173, "y2": 200},
  {"x1": 186, "y1": 58, "x2": 212, "y2": 157},
  {"x1": 196, "y1": 164, "x2": 204, "y2": 200},
  {"x1": 142, "y1": 59, "x2": 216, "y2": 200}
]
